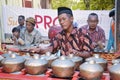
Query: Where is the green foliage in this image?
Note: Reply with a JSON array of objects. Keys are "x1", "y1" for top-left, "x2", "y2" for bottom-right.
[
  {"x1": 51, "y1": 0, "x2": 73, "y2": 9},
  {"x1": 89, "y1": 0, "x2": 115, "y2": 10},
  {"x1": 51, "y1": 0, "x2": 115, "y2": 10}
]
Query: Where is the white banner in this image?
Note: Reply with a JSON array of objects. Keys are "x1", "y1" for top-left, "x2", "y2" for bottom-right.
[{"x1": 1, "y1": 5, "x2": 111, "y2": 40}]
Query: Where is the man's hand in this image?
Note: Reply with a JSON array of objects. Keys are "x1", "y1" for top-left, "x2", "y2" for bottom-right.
[
  {"x1": 69, "y1": 48, "x2": 78, "y2": 54},
  {"x1": 97, "y1": 41, "x2": 105, "y2": 49},
  {"x1": 18, "y1": 38, "x2": 25, "y2": 45},
  {"x1": 92, "y1": 42, "x2": 97, "y2": 48},
  {"x1": 12, "y1": 36, "x2": 17, "y2": 43},
  {"x1": 84, "y1": 37, "x2": 90, "y2": 45},
  {"x1": 29, "y1": 47, "x2": 41, "y2": 53}
]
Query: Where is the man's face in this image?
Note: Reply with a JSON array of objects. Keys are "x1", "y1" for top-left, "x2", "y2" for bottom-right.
[
  {"x1": 26, "y1": 22, "x2": 34, "y2": 32},
  {"x1": 13, "y1": 31, "x2": 20, "y2": 38},
  {"x1": 58, "y1": 13, "x2": 73, "y2": 30},
  {"x1": 18, "y1": 17, "x2": 25, "y2": 26},
  {"x1": 87, "y1": 15, "x2": 98, "y2": 30}
]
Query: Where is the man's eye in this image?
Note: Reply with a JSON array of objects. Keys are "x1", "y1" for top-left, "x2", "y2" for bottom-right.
[
  {"x1": 58, "y1": 19, "x2": 61, "y2": 22},
  {"x1": 63, "y1": 18, "x2": 66, "y2": 20}
]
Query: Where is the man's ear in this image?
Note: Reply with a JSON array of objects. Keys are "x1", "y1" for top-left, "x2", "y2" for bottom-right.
[
  {"x1": 70, "y1": 17, "x2": 74, "y2": 22},
  {"x1": 97, "y1": 20, "x2": 99, "y2": 24},
  {"x1": 87, "y1": 20, "x2": 89, "y2": 23}
]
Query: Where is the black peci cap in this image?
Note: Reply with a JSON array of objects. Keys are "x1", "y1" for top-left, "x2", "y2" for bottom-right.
[
  {"x1": 12, "y1": 27, "x2": 20, "y2": 33},
  {"x1": 58, "y1": 7, "x2": 73, "y2": 16},
  {"x1": 109, "y1": 9, "x2": 115, "y2": 17}
]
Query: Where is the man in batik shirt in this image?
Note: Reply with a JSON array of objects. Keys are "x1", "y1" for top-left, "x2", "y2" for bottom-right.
[
  {"x1": 81, "y1": 13, "x2": 106, "y2": 49},
  {"x1": 31, "y1": 7, "x2": 93, "y2": 58}
]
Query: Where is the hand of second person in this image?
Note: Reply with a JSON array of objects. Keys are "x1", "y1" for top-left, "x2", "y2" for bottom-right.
[
  {"x1": 92, "y1": 42, "x2": 97, "y2": 48},
  {"x1": 97, "y1": 41, "x2": 105, "y2": 49},
  {"x1": 69, "y1": 49, "x2": 78, "y2": 54},
  {"x1": 29, "y1": 47, "x2": 41, "y2": 53}
]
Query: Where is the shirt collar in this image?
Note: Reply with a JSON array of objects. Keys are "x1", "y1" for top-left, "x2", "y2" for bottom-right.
[
  {"x1": 18, "y1": 25, "x2": 25, "y2": 28},
  {"x1": 26, "y1": 28, "x2": 36, "y2": 35},
  {"x1": 61, "y1": 27, "x2": 77, "y2": 35},
  {"x1": 87, "y1": 25, "x2": 98, "y2": 32}
]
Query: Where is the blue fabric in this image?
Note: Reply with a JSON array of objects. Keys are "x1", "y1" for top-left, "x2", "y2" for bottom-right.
[{"x1": 107, "y1": 28, "x2": 114, "y2": 51}]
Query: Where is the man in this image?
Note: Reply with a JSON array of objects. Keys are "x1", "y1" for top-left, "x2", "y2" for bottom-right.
[
  {"x1": 12, "y1": 27, "x2": 25, "y2": 45},
  {"x1": 107, "y1": 9, "x2": 115, "y2": 52},
  {"x1": 17, "y1": 15, "x2": 25, "y2": 31},
  {"x1": 81, "y1": 13, "x2": 106, "y2": 50},
  {"x1": 31, "y1": 7, "x2": 93, "y2": 58},
  {"x1": 20, "y1": 17, "x2": 42, "y2": 46}
]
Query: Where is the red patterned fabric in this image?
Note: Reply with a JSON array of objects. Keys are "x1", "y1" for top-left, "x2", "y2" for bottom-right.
[
  {"x1": 48, "y1": 26, "x2": 62, "y2": 40},
  {"x1": 81, "y1": 25, "x2": 106, "y2": 43},
  {"x1": 50, "y1": 27, "x2": 93, "y2": 57}
]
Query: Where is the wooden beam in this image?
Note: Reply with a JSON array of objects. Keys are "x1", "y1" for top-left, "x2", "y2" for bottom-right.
[
  {"x1": 40, "y1": 0, "x2": 51, "y2": 9},
  {"x1": 115, "y1": 0, "x2": 120, "y2": 52}
]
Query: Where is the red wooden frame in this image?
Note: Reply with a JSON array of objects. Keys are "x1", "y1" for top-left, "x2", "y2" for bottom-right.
[{"x1": 22, "y1": 0, "x2": 33, "y2": 8}]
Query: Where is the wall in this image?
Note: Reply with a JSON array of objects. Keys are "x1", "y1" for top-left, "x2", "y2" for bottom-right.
[{"x1": 0, "y1": 0, "x2": 45, "y2": 41}]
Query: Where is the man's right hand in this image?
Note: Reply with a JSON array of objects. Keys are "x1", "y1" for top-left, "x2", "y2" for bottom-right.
[
  {"x1": 29, "y1": 47, "x2": 41, "y2": 53},
  {"x1": 29, "y1": 46, "x2": 53, "y2": 54},
  {"x1": 12, "y1": 36, "x2": 17, "y2": 42},
  {"x1": 91, "y1": 42, "x2": 97, "y2": 48}
]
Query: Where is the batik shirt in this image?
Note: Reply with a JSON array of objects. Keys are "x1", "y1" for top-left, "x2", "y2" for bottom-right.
[
  {"x1": 50, "y1": 27, "x2": 93, "y2": 56},
  {"x1": 81, "y1": 25, "x2": 106, "y2": 43}
]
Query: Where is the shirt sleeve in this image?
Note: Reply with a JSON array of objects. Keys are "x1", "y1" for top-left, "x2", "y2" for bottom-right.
[
  {"x1": 100, "y1": 29, "x2": 106, "y2": 43},
  {"x1": 20, "y1": 29, "x2": 25, "y2": 41},
  {"x1": 50, "y1": 34, "x2": 61, "y2": 53},
  {"x1": 34, "y1": 31, "x2": 42, "y2": 45},
  {"x1": 78, "y1": 28, "x2": 93, "y2": 51}
]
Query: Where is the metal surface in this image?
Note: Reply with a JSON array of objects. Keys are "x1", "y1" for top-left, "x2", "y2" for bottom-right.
[
  {"x1": 22, "y1": 53, "x2": 31, "y2": 60},
  {"x1": 2, "y1": 63, "x2": 24, "y2": 73},
  {"x1": 25, "y1": 54, "x2": 48, "y2": 75},
  {"x1": 67, "y1": 54, "x2": 83, "y2": 70},
  {"x1": 86, "y1": 54, "x2": 107, "y2": 70},
  {"x1": 51, "y1": 56, "x2": 75, "y2": 78},
  {"x1": 0, "y1": 63, "x2": 110, "y2": 80},
  {"x1": 1, "y1": 51, "x2": 18, "y2": 58},
  {"x1": 25, "y1": 64, "x2": 48, "y2": 75},
  {"x1": 112, "y1": 59, "x2": 120, "y2": 64},
  {"x1": 1, "y1": 54, "x2": 25, "y2": 73},
  {"x1": 2, "y1": 54, "x2": 25, "y2": 64},
  {"x1": 51, "y1": 56, "x2": 75, "y2": 67},
  {"x1": 41, "y1": 52, "x2": 58, "y2": 67},
  {"x1": 109, "y1": 61, "x2": 120, "y2": 80},
  {"x1": 79, "y1": 60, "x2": 104, "y2": 80}
]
